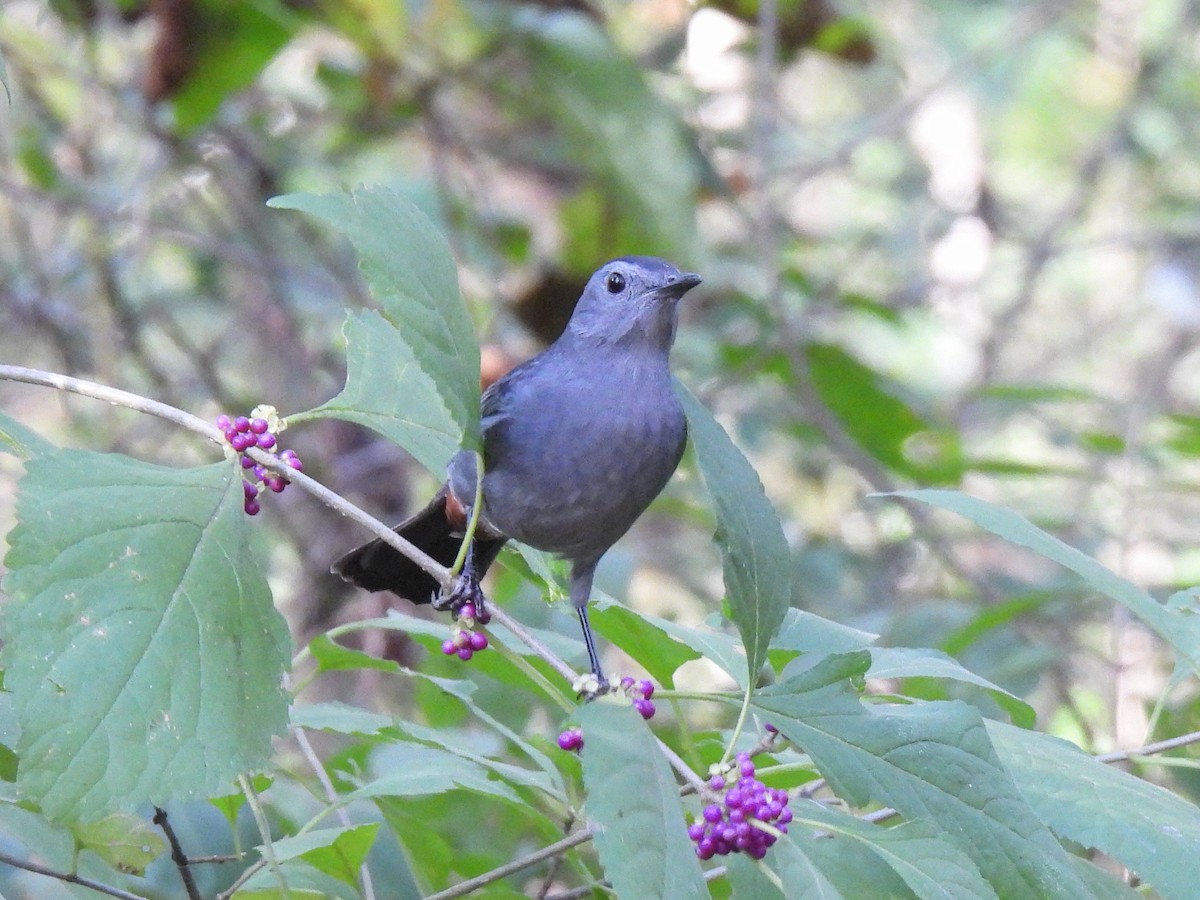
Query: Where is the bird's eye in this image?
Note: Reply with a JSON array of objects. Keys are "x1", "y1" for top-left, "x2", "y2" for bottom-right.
[{"x1": 605, "y1": 272, "x2": 626, "y2": 294}]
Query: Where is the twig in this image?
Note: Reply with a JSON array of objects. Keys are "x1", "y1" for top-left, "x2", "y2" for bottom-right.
[
  {"x1": 422, "y1": 827, "x2": 596, "y2": 900},
  {"x1": 535, "y1": 813, "x2": 576, "y2": 900},
  {"x1": 486, "y1": 604, "x2": 580, "y2": 686},
  {"x1": 292, "y1": 726, "x2": 377, "y2": 900},
  {"x1": 0, "y1": 849, "x2": 145, "y2": 900},
  {"x1": 1096, "y1": 729, "x2": 1200, "y2": 764},
  {"x1": 238, "y1": 773, "x2": 289, "y2": 898},
  {"x1": 152, "y1": 807, "x2": 202, "y2": 900}
]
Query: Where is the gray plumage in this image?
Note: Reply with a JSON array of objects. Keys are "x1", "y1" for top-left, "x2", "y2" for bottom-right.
[{"x1": 332, "y1": 256, "x2": 702, "y2": 680}]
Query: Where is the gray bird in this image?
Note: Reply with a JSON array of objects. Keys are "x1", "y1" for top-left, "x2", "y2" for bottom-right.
[{"x1": 332, "y1": 257, "x2": 702, "y2": 684}]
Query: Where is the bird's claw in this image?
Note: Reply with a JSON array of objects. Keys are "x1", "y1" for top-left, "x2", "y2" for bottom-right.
[
  {"x1": 433, "y1": 571, "x2": 487, "y2": 621},
  {"x1": 573, "y1": 672, "x2": 616, "y2": 701}
]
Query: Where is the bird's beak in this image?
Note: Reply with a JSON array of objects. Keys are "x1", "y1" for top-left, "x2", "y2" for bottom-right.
[{"x1": 654, "y1": 272, "x2": 703, "y2": 300}]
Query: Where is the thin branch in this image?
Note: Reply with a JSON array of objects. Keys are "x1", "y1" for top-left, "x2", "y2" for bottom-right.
[
  {"x1": 1097, "y1": 729, "x2": 1200, "y2": 764},
  {"x1": 293, "y1": 726, "x2": 377, "y2": 900},
  {"x1": 238, "y1": 773, "x2": 288, "y2": 897},
  {"x1": 152, "y1": 807, "x2": 201, "y2": 900},
  {"x1": 486, "y1": 604, "x2": 580, "y2": 686},
  {"x1": 422, "y1": 827, "x2": 596, "y2": 900},
  {"x1": 0, "y1": 849, "x2": 145, "y2": 900}
]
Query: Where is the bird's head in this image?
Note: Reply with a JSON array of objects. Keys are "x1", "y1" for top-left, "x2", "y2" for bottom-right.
[{"x1": 566, "y1": 257, "x2": 703, "y2": 351}]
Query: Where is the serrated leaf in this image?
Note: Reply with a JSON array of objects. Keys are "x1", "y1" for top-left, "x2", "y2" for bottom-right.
[
  {"x1": 789, "y1": 801, "x2": 995, "y2": 900},
  {"x1": 578, "y1": 701, "x2": 707, "y2": 900},
  {"x1": 271, "y1": 186, "x2": 480, "y2": 460},
  {"x1": 70, "y1": 812, "x2": 166, "y2": 876},
  {"x1": 300, "y1": 309, "x2": 462, "y2": 474},
  {"x1": 893, "y1": 489, "x2": 1200, "y2": 679},
  {"x1": 589, "y1": 594, "x2": 701, "y2": 686},
  {"x1": 265, "y1": 824, "x2": 379, "y2": 888},
  {"x1": 676, "y1": 383, "x2": 790, "y2": 681},
  {"x1": 988, "y1": 721, "x2": 1200, "y2": 900},
  {"x1": 749, "y1": 652, "x2": 1094, "y2": 898},
  {"x1": 290, "y1": 702, "x2": 393, "y2": 737},
  {"x1": 867, "y1": 646, "x2": 1035, "y2": 728},
  {"x1": 1, "y1": 450, "x2": 290, "y2": 820}
]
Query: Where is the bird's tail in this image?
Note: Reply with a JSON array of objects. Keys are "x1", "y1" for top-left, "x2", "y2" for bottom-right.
[{"x1": 331, "y1": 486, "x2": 506, "y2": 603}]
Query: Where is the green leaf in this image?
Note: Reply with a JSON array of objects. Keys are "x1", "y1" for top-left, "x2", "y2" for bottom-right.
[
  {"x1": 766, "y1": 833, "x2": 912, "y2": 898},
  {"x1": 773, "y1": 608, "x2": 878, "y2": 655},
  {"x1": 867, "y1": 646, "x2": 1035, "y2": 727},
  {"x1": 893, "y1": 489, "x2": 1200, "y2": 678},
  {"x1": 350, "y1": 744, "x2": 524, "y2": 805},
  {"x1": 290, "y1": 702, "x2": 394, "y2": 737},
  {"x1": 309, "y1": 633, "x2": 402, "y2": 674},
  {"x1": 265, "y1": 824, "x2": 379, "y2": 888},
  {"x1": 750, "y1": 652, "x2": 1095, "y2": 898},
  {"x1": 70, "y1": 812, "x2": 166, "y2": 877},
  {"x1": 170, "y1": 0, "x2": 297, "y2": 133},
  {"x1": 676, "y1": 382, "x2": 791, "y2": 681},
  {"x1": 299, "y1": 310, "x2": 462, "y2": 473},
  {"x1": 210, "y1": 775, "x2": 273, "y2": 831},
  {"x1": 1, "y1": 450, "x2": 290, "y2": 820},
  {"x1": 519, "y1": 12, "x2": 698, "y2": 260},
  {"x1": 271, "y1": 185, "x2": 481, "y2": 462},
  {"x1": 589, "y1": 594, "x2": 701, "y2": 686},
  {"x1": 806, "y1": 343, "x2": 962, "y2": 482},
  {"x1": 0, "y1": 409, "x2": 55, "y2": 459},
  {"x1": 578, "y1": 701, "x2": 707, "y2": 900},
  {"x1": 988, "y1": 721, "x2": 1200, "y2": 900},
  {"x1": 789, "y1": 801, "x2": 995, "y2": 900}
]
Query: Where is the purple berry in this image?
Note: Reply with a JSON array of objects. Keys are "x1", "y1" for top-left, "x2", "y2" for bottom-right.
[
  {"x1": 216, "y1": 414, "x2": 231, "y2": 430},
  {"x1": 241, "y1": 455, "x2": 257, "y2": 469},
  {"x1": 696, "y1": 841, "x2": 715, "y2": 860},
  {"x1": 638, "y1": 680, "x2": 654, "y2": 700},
  {"x1": 266, "y1": 476, "x2": 287, "y2": 493},
  {"x1": 702, "y1": 804, "x2": 722, "y2": 824},
  {"x1": 764, "y1": 722, "x2": 778, "y2": 734},
  {"x1": 459, "y1": 602, "x2": 477, "y2": 620},
  {"x1": 729, "y1": 808, "x2": 745, "y2": 824},
  {"x1": 709, "y1": 775, "x2": 725, "y2": 791},
  {"x1": 244, "y1": 499, "x2": 261, "y2": 516},
  {"x1": 441, "y1": 639, "x2": 457, "y2": 655},
  {"x1": 243, "y1": 480, "x2": 259, "y2": 499},
  {"x1": 740, "y1": 760, "x2": 755, "y2": 777},
  {"x1": 456, "y1": 647, "x2": 473, "y2": 661},
  {"x1": 687, "y1": 822, "x2": 706, "y2": 841},
  {"x1": 778, "y1": 808, "x2": 792, "y2": 825},
  {"x1": 726, "y1": 789, "x2": 743, "y2": 808},
  {"x1": 233, "y1": 416, "x2": 251, "y2": 433},
  {"x1": 256, "y1": 433, "x2": 277, "y2": 450},
  {"x1": 230, "y1": 433, "x2": 252, "y2": 451},
  {"x1": 633, "y1": 699, "x2": 655, "y2": 720},
  {"x1": 557, "y1": 729, "x2": 583, "y2": 752},
  {"x1": 249, "y1": 418, "x2": 269, "y2": 434},
  {"x1": 468, "y1": 632, "x2": 488, "y2": 651},
  {"x1": 620, "y1": 676, "x2": 635, "y2": 691}
]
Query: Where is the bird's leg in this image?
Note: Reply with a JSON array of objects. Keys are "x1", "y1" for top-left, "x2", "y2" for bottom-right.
[
  {"x1": 570, "y1": 560, "x2": 609, "y2": 697},
  {"x1": 432, "y1": 538, "x2": 487, "y2": 619}
]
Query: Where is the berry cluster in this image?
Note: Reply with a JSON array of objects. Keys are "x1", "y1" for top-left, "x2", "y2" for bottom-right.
[
  {"x1": 555, "y1": 676, "x2": 660, "y2": 753},
  {"x1": 617, "y1": 676, "x2": 657, "y2": 720},
  {"x1": 687, "y1": 752, "x2": 792, "y2": 861},
  {"x1": 440, "y1": 602, "x2": 490, "y2": 661},
  {"x1": 217, "y1": 408, "x2": 303, "y2": 516}
]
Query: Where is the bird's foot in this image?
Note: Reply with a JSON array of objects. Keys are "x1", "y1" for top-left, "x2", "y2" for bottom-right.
[
  {"x1": 433, "y1": 572, "x2": 490, "y2": 623},
  {"x1": 573, "y1": 671, "x2": 616, "y2": 701}
]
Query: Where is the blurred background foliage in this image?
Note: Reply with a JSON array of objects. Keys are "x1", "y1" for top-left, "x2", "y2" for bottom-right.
[{"x1": 3, "y1": 0, "x2": 1200, "y2": 894}]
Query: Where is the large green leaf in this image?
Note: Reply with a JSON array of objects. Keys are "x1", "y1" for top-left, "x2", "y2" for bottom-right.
[
  {"x1": 748, "y1": 652, "x2": 1094, "y2": 898},
  {"x1": 676, "y1": 383, "x2": 790, "y2": 681},
  {"x1": 271, "y1": 185, "x2": 481, "y2": 465},
  {"x1": 264, "y1": 824, "x2": 379, "y2": 889},
  {"x1": 578, "y1": 700, "x2": 707, "y2": 900},
  {"x1": 895, "y1": 489, "x2": 1200, "y2": 678},
  {"x1": 1, "y1": 449, "x2": 290, "y2": 820},
  {"x1": 988, "y1": 721, "x2": 1200, "y2": 900},
  {"x1": 789, "y1": 801, "x2": 995, "y2": 900}
]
